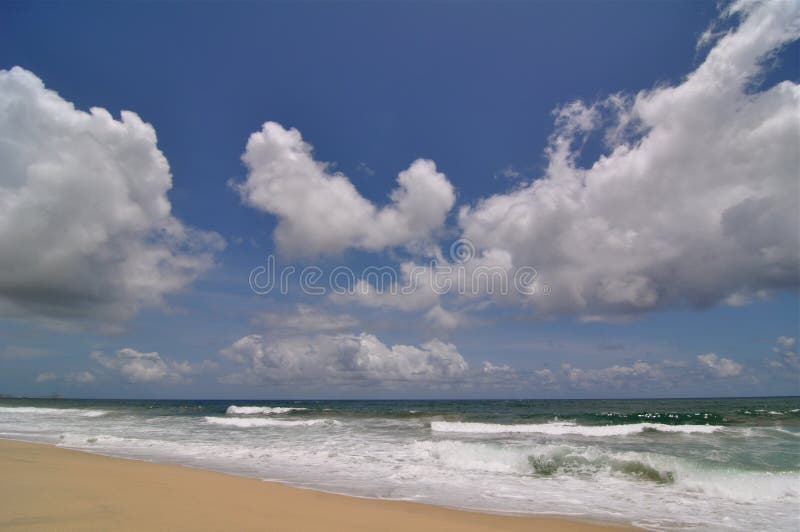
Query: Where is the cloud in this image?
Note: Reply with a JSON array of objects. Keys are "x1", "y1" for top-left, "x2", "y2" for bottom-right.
[
  {"x1": 356, "y1": 161, "x2": 376, "y2": 176},
  {"x1": 425, "y1": 305, "x2": 465, "y2": 331},
  {"x1": 482, "y1": 361, "x2": 514, "y2": 375},
  {"x1": 255, "y1": 304, "x2": 360, "y2": 334},
  {"x1": 91, "y1": 347, "x2": 214, "y2": 383},
  {"x1": 534, "y1": 368, "x2": 556, "y2": 385},
  {"x1": 65, "y1": 371, "x2": 95, "y2": 384},
  {"x1": 455, "y1": 0, "x2": 799, "y2": 319},
  {"x1": 220, "y1": 332, "x2": 468, "y2": 386},
  {"x1": 776, "y1": 336, "x2": 796, "y2": 349},
  {"x1": 35, "y1": 372, "x2": 57, "y2": 383},
  {"x1": 0, "y1": 67, "x2": 224, "y2": 324},
  {"x1": 496, "y1": 165, "x2": 522, "y2": 180},
  {"x1": 335, "y1": 247, "x2": 520, "y2": 317},
  {"x1": 473, "y1": 352, "x2": 753, "y2": 391},
  {"x1": 34, "y1": 370, "x2": 95, "y2": 385},
  {"x1": 770, "y1": 335, "x2": 798, "y2": 370},
  {"x1": 560, "y1": 361, "x2": 663, "y2": 389},
  {"x1": 234, "y1": 122, "x2": 455, "y2": 257},
  {"x1": 336, "y1": 261, "x2": 442, "y2": 311},
  {"x1": 697, "y1": 353, "x2": 743, "y2": 377}
]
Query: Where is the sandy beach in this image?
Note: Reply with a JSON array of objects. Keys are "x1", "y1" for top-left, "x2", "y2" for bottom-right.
[{"x1": 0, "y1": 438, "x2": 632, "y2": 531}]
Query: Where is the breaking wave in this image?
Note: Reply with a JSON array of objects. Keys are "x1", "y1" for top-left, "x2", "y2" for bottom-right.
[
  {"x1": 0, "y1": 406, "x2": 107, "y2": 417},
  {"x1": 430, "y1": 421, "x2": 722, "y2": 436},
  {"x1": 225, "y1": 405, "x2": 308, "y2": 415},
  {"x1": 412, "y1": 439, "x2": 799, "y2": 501}
]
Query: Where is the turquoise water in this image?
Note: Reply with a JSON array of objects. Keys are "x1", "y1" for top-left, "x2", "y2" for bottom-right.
[{"x1": 1, "y1": 396, "x2": 798, "y2": 530}]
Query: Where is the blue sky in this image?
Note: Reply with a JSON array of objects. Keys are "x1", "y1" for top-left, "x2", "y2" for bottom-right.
[{"x1": 0, "y1": 1, "x2": 798, "y2": 398}]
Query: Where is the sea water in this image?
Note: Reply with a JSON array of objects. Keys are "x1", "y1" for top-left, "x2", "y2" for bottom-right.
[{"x1": 0, "y1": 397, "x2": 798, "y2": 530}]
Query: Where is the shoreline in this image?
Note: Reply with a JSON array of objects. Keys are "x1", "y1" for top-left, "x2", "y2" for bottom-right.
[{"x1": 0, "y1": 438, "x2": 634, "y2": 531}]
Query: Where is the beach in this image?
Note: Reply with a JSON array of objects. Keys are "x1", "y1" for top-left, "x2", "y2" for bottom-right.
[
  {"x1": 0, "y1": 398, "x2": 798, "y2": 530},
  {"x1": 0, "y1": 439, "x2": 628, "y2": 531}
]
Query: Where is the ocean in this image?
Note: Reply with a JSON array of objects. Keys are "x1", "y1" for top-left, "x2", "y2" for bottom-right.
[{"x1": 0, "y1": 396, "x2": 798, "y2": 531}]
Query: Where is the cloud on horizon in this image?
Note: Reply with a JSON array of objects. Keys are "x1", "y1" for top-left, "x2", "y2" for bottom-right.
[
  {"x1": 220, "y1": 331, "x2": 468, "y2": 387},
  {"x1": 91, "y1": 348, "x2": 215, "y2": 384},
  {"x1": 697, "y1": 353, "x2": 744, "y2": 378}
]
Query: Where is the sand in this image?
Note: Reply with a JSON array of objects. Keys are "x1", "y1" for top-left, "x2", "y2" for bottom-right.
[{"x1": 0, "y1": 438, "x2": 633, "y2": 531}]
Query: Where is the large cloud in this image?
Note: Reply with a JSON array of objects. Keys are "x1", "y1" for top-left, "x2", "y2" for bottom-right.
[
  {"x1": 0, "y1": 67, "x2": 224, "y2": 323},
  {"x1": 221, "y1": 332, "x2": 468, "y2": 386},
  {"x1": 456, "y1": 0, "x2": 799, "y2": 319},
  {"x1": 234, "y1": 122, "x2": 455, "y2": 257}
]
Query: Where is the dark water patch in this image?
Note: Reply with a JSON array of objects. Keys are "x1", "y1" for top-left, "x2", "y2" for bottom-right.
[
  {"x1": 612, "y1": 460, "x2": 675, "y2": 483},
  {"x1": 527, "y1": 453, "x2": 675, "y2": 484}
]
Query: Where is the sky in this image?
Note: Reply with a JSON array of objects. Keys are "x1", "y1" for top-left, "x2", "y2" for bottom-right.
[{"x1": 0, "y1": 0, "x2": 798, "y2": 399}]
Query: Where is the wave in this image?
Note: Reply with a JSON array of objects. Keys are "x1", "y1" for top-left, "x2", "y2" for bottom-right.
[
  {"x1": 0, "y1": 406, "x2": 107, "y2": 417},
  {"x1": 758, "y1": 426, "x2": 800, "y2": 438},
  {"x1": 413, "y1": 439, "x2": 678, "y2": 483},
  {"x1": 225, "y1": 405, "x2": 308, "y2": 415},
  {"x1": 414, "y1": 439, "x2": 800, "y2": 502},
  {"x1": 430, "y1": 421, "x2": 722, "y2": 436},
  {"x1": 204, "y1": 416, "x2": 338, "y2": 428}
]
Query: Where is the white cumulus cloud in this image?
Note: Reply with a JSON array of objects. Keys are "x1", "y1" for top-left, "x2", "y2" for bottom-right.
[
  {"x1": 456, "y1": 0, "x2": 799, "y2": 319},
  {"x1": 0, "y1": 67, "x2": 224, "y2": 324},
  {"x1": 234, "y1": 122, "x2": 455, "y2": 257},
  {"x1": 221, "y1": 332, "x2": 468, "y2": 386},
  {"x1": 697, "y1": 353, "x2": 744, "y2": 378},
  {"x1": 91, "y1": 348, "x2": 214, "y2": 383}
]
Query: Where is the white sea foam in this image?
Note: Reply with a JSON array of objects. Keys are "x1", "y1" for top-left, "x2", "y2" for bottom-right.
[
  {"x1": 225, "y1": 405, "x2": 308, "y2": 415},
  {"x1": 430, "y1": 421, "x2": 721, "y2": 436},
  {"x1": 205, "y1": 416, "x2": 337, "y2": 428},
  {"x1": 761, "y1": 427, "x2": 800, "y2": 438},
  {"x1": 0, "y1": 406, "x2": 107, "y2": 417},
  {"x1": 411, "y1": 439, "x2": 535, "y2": 474}
]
